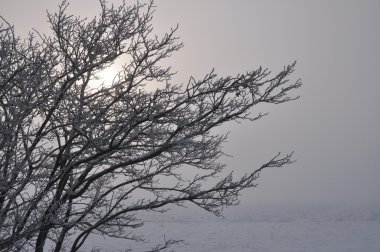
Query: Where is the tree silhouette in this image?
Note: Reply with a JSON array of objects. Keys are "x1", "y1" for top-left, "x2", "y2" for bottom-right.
[{"x1": 0, "y1": 1, "x2": 301, "y2": 251}]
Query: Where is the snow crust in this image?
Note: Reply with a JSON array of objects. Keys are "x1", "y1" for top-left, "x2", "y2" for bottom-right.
[{"x1": 82, "y1": 204, "x2": 380, "y2": 252}]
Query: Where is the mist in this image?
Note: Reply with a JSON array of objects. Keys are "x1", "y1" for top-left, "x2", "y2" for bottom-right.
[
  {"x1": 2, "y1": 0, "x2": 379, "y2": 209},
  {"x1": 1, "y1": 0, "x2": 379, "y2": 251}
]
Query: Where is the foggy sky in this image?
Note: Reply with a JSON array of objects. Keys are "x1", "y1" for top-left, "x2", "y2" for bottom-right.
[{"x1": 1, "y1": 0, "x2": 379, "y2": 209}]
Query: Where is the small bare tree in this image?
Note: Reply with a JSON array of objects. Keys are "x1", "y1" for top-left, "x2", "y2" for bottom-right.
[{"x1": 0, "y1": 1, "x2": 301, "y2": 251}]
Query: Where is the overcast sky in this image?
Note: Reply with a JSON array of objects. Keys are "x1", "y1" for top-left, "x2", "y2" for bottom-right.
[{"x1": 1, "y1": 0, "x2": 379, "y2": 210}]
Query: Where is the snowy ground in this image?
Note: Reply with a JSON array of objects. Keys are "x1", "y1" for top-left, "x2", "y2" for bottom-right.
[{"x1": 81, "y1": 204, "x2": 380, "y2": 252}]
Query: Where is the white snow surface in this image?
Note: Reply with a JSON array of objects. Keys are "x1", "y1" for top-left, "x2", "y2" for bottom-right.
[{"x1": 80, "y1": 204, "x2": 380, "y2": 252}]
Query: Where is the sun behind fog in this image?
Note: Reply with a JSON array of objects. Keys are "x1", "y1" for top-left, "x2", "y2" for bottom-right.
[{"x1": 99, "y1": 66, "x2": 118, "y2": 86}]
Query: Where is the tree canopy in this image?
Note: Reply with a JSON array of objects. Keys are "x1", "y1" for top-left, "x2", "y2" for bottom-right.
[{"x1": 0, "y1": 1, "x2": 301, "y2": 251}]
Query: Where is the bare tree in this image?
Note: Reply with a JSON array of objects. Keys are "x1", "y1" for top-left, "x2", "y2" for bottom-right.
[{"x1": 0, "y1": 1, "x2": 301, "y2": 251}]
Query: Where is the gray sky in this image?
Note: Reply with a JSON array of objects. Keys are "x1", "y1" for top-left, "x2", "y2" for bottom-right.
[{"x1": 1, "y1": 0, "x2": 379, "y2": 209}]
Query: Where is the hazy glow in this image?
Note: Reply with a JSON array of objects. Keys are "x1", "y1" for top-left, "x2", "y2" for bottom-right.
[{"x1": 99, "y1": 66, "x2": 119, "y2": 86}]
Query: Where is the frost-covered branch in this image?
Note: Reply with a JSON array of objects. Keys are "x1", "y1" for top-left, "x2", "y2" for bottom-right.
[{"x1": 0, "y1": 1, "x2": 301, "y2": 251}]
